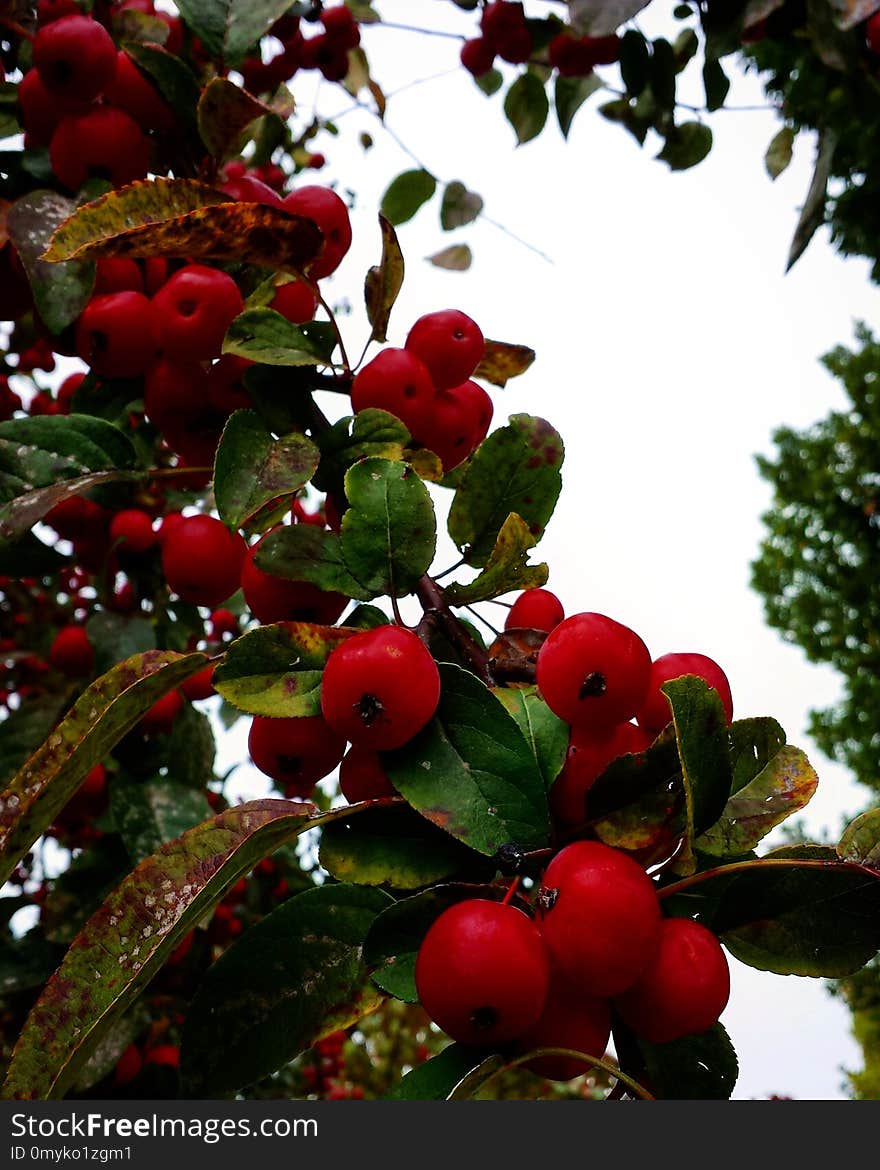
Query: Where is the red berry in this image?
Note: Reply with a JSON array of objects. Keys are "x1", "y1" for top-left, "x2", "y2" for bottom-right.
[
  {"x1": 110, "y1": 509, "x2": 157, "y2": 555},
  {"x1": 33, "y1": 14, "x2": 116, "y2": 103},
  {"x1": 549, "y1": 721, "x2": 651, "y2": 828},
  {"x1": 338, "y1": 745, "x2": 396, "y2": 802},
  {"x1": 57, "y1": 372, "x2": 85, "y2": 413},
  {"x1": 420, "y1": 379, "x2": 493, "y2": 472},
  {"x1": 537, "y1": 841, "x2": 661, "y2": 997},
  {"x1": 460, "y1": 37, "x2": 496, "y2": 78},
  {"x1": 209, "y1": 608, "x2": 238, "y2": 640},
  {"x1": 270, "y1": 280, "x2": 318, "y2": 325},
  {"x1": 868, "y1": 12, "x2": 880, "y2": 53},
  {"x1": 220, "y1": 173, "x2": 283, "y2": 206},
  {"x1": 94, "y1": 257, "x2": 145, "y2": 296},
  {"x1": 322, "y1": 5, "x2": 360, "y2": 50},
  {"x1": 79, "y1": 763, "x2": 107, "y2": 800},
  {"x1": 17, "y1": 69, "x2": 66, "y2": 146},
  {"x1": 416, "y1": 899, "x2": 549, "y2": 1046},
  {"x1": 144, "y1": 358, "x2": 225, "y2": 467},
  {"x1": 480, "y1": 2, "x2": 531, "y2": 64},
  {"x1": 49, "y1": 625, "x2": 94, "y2": 676},
  {"x1": 320, "y1": 626, "x2": 441, "y2": 751},
  {"x1": 180, "y1": 663, "x2": 216, "y2": 702},
  {"x1": 143, "y1": 1044, "x2": 180, "y2": 1069},
  {"x1": 205, "y1": 353, "x2": 252, "y2": 415},
  {"x1": 152, "y1": 264, "x2": 244, "y2": 363},
  {"x1": 113, "y1": 1043, "x2": 143, "y2": 1087},
  {"x1": 505, "y1": 588, "x2": 564, "y2": 633},
  {"x1": 140, "y1": 689, "x2": 184, "y2": 734},
  {"x1": 405, "y1": 310, "x2": 485, "y2": 391},
  {"x1": 241, "y1": 535, "x2": 348, "y2": 625},
  {"x1": 105, "y1": 50, "x2": 174, "y2": 133},
  {"x1": 614, "y1": 917, "x2": 731, "y2": 1043},
  {"x1": 518, "y1": 970, "x2": 611, "y2": 1081},
  {"x1": 282, "y1": 186, "x2": 352, "y2": 280},
  {"x1": 161, "y1": 515, "x2": 247, "y2": 608},
  {"x1": 37, "y1": 0, "x2": 81, "y2": 25},
  {"x1": 536, "y1": 612, "x2": 652, "y2": 731},
  {"x1": 635, "y1": 652, "x2": 733, "y2": 737},
  {"x1": 350, "y1": 347, "x2": 436, "y2": 438},
  {"x1": 75, "y1": 292, "x2": 158, "y2": 379},
  {"x1": 50, "y1": 106, "x2": 151, "y2": 191},
  {"x1": 248, "y1": 714, "x2": 346, "y2": 797}
]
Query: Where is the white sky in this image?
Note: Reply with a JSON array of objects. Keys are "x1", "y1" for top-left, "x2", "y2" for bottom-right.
[{"x1": 215, "y1": 1, "x2": 880, "y2": 1099}]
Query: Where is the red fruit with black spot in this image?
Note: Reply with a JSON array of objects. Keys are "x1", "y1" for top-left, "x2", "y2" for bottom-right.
[
  {"x1": 282, "y1": 186, "x2": 352, "y2": 280},
  {"x1": 33, "y1": 14, "x2": 117, "y2": 103},
  {"x1": 241, "y1": 535, "x2": 348, "y2": 625},
  {"x1": 248, "y1": 714, "x2": 346, "y2": 797},
  {"x1": 49, "y1": 625, "x2": 94, "y2": 676},
  {"x1": 415, "y1": 899, "x2": 550, "y2": 1047},
  {"x1": 161, "y1": 514, "x2": 247, "y2": 608},
  {"x1": 635, "y1": 652, "x2": 733, "y2": 737},
  {"x1": 111, "y1": 509, "x2": 157, "y2": 555},
  {"x1": 50, "y1": 106, "x2": 150, "y2": 191},
  {"x1": 518, "y1": 970, "x2": 611, "y2": 1081},
  {"x1": 350, "y1": 347, "x2": 435, "y2": 438},
  {"x1": 505, "y1": 587, "x2": 564, "y2": 633},
  {"x1": 405, "y1": 310, "x2": 484, "y2": 391},
  {"x1": 537, "y1": 841, "x2": 661, "y2": 997},
  {"x1": 152, "y1": 265, "x2": 244, "y2": 362},
  {"x1": 536, "y1": 611, "x2": 651, "y2": 731},
  {"x1": 75, "y1": 291, "x2": 158, "y2": 379},
  {"x1": 614, "y1": 917, "x2": 731, "y2": 1043},
  {"x1": 549, "y1": 721, "x2": 651, "y2": 828},
  {"x1": 320, "y1": 625, "x2": 441, "y2": 750},
  {"x1": 338, "y1": 745, "x2": 396, "y2": 802}
]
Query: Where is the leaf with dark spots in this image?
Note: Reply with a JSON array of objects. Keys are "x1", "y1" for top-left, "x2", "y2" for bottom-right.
[
  {"x1": 0, "y1": 651, "x2": 208, "y2": 890},
  {"x1": 0, "y1": 468, "x2": 141, "y2": 545},
  {"x1": 473, "y1": 340, "x2": 536, "y2": 388},
  {"x1": 383, "y1": 663, "x2": 550, "y2": 856},
  {"x1": 445, "y1": 513, "x2": 548, "y2": 606},
  {"x1": 223, "y1": 310, "x2": 337, "y2": 366},
  {"x1": 365, "y1": 214, "x2": 405, "y2": 344},
  {"x1": 696, "y1": 745, "x2": 818, "y2": 857},
  {"x1": 212, "y1": 622, "x2": 358, "y2": 718},
  {"x1": 213, "y1": 410, "x2": 320, "y2": 530},
  {"x1": 7, "y1": 190, "x2": 94, "y2": 334},
  {"x1": 0, "y1": 693, "x2": 74, "y2": 789},
  {"x1": 181, "y1": 883, "x2": 392, "y2": 1096},
  {"x1": 254, "y1": 523, "x2": 373, "y2": 601},
  {"x1": 197, "y1": 77, "x2": 274, "y2": 158},
  {"x1": 1, "y1": 799, "x2": 374, "y2": 1100}
]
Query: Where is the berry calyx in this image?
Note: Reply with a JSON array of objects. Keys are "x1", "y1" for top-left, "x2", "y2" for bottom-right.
[
  {"x1": 248, "y1": 714, "x2": 347, "y2": 797},
  {"x1": 415, "y1": 899, "x2": 550, "y2": 1046}
]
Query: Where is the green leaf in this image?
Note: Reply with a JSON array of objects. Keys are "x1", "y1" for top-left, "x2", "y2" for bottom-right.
[
  {"x1": 649, "y1": 37, "x2": 677, "y2": 109},
  {"x1": 391, "y1": 1043, "x2": 500, "y2": 1099},
  {"x1": 657, "y1": 122, "x2": 713, "y2": 171},
  {"x1": 702, "y1": 58, "x2": 730, "y2": 112},
  {"x1": 213, "y1": 622, "x2": 356, "y2": 718},
  {"x1": 223, "y1": 310, "x2": 337, "y2": 366},
  {"x1": 615, "y1": 1019, "x2": 738, "y2": 1100},
  {"x1": 1, "y1": 799, "x2": 333, "y2": 1099},
  {"x1": 0, "y1": 533, "x2": 67, "y2": 577},
  {"x1": 473, "y1": 339, "x2": 536, "y2": 387},
  {"x1": 727, "y1": 717, "x2": 786, "y2": 794},
  {"x1": 365, "y1": 214, "x2": 405, "y2": 344},
  {"x1": 504, "y1": 72, "x2": 549, "y2": 145},
  {"x1": 0, "y1": 468, "x2": 140, "y2": 546},
  {"x1": 447, "y1": 415, "x2": 563, "y2": 567},
  {"x1": 445, "y1": 513, "x2": 548, "y2": 605},
  {"x1": 384, "y1": 663, "x2": 551, "y2": 856},
  {"x1": 380, "y1": 169, "x2": 437, "y2": 227},
  {"x1": 340, "y1": 457, "x2": 436, "y2": 598},
  {"x1": 440, "y1": 181, "x2": 484, "y2": 230},
  {"x1": 320, "y1": 803, "x2": 484, "y2": 891},
  {"x1": 492, "y1": 685, "x2": 568, "y2": 792},
  {"x1": 619, "y1": 28, "x2": 650, "y2": 97},
  {"x1": 312, "y1": 408, "x2": 409, "y2": 496},
  {"x1": 838, "y1": 809, "x2": 880, "y2": 867},
  {"x1": 0, "y1": 693, "x2": 72, "y2": 788},
  {"x1": 174, "y1": 0, "x2": 297, "y2": 68},
  {"x1": 0, "y1": 650, "x2": 208, "y2": 889},
  {"x1": 663, "y1": 676, "x2": 733, "y2": 874},
  {"x1": 555, "y1": 72, "x2": 601, "y2": 139},
  {"x1": 427, "y1": 244, "x2": 473, "y2": 271},
  {"x1": 710, "y1": 845, "x2": 880, "y2": 977},
  {"x1": 474, "y1": 68, "x2": 503, "y2": 97},
  {"x1": 124, "y1": 43, "x2": 201, "y2": 128},
  {"x1": 254, "y1": 523, "x2": 371, "y2": 601},
  {"x1": 213, "y1": 410, "x2": 320, "y2": 530},
  {"x1": 696, "y1": 746, "x2": 818, "y2": 857},
  {"x1": 363, "y1": 884, "x2": 496, "y2": 1003},
  {"x1": 197, "y1": 77, "x2": 274, "y2": 158},
  {"x1": 85, "y1": 612, "x2": 156, "y2": 676},
  {"x1": 181, "y1": 883, "x2": 392, "y2": 1095},
  {"x1": 6, "y1": 191, "x2": 94, "y2": 335},
  {"x1": 765, "y1": 126, "x2": 795, "y2": 181},
  {"x1": 113, "y1": 8, "x2": 170, "y2": 45},
  {"x1": 110, "y1": 778, "x2": 214, "y2": 864}
]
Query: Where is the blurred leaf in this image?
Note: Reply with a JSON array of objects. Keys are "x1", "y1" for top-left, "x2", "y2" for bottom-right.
[
  {"x1": 365, "y1": 214, "x2": 405, "y2": 343},
  {"x1": 111, "y1": 778, "x2": 214, "y2": 864},
  {"x1": 197, "y1": 77, "x2": 274, "y2": 158},
  {"x1": 657, "y1": 122, "x2": 713, "y2": 171},
  {"x1": 0, "y1": 693, "x2": 72, "y2": 788},
  {"x1": 765, "y1": 126, "x2": 795, "y2": 181},
  {"x1": 380, "y1": 169, "x2": 437, "y2": 226},
  {"x1": 504, "y1": 72, "x2": 549, "y2": 145},
  {"x1": 555, "y1": 72, "x2": 601, "y2": 139},
  {"x1": 702, "y1": 58, "x2": 730, "y2": 111},
  {"x1": 174, "y1": 0, "x2": 298, "y2": 68},
  {"x1": 7, "y1": 190, "x2": 94, "y2": 334},
  {"x1": 567, "y1": 0, "x2": 651, "y2": 37},
  {"x1": 475, "y1": 68, "x2": 504, "y2": 96},
  {"x1": 786, "y1": 129, "x2": 836, "y2": 272},
  {"x1": 440, "y1": 181, "x2": 483, "y2": 230},
  {"x1": 838, "y1": 809, "x2": 880, "y2": 866},
  {"x1": 473, "y1": 340, "x2": 535, "y2": 387},
  {"x1": 85, "y1": 612, "x2": 156, "y2": 676},
  {"x1": 619, "y1": 28, "x2": 650, "y2": 96},
  {"x1": 427, "y1": 244, "x2": 473, "y2": 271},
  {"x1": 392, "y1": 1044, "x2": 502, "y2": 1099}
]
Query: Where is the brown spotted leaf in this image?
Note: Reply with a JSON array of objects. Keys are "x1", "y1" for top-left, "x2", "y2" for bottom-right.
[
  {"x1": 43, "y1": 179, "x2": 322, "y2": 275},
  {"x1": 365, "y1": 214, "x2": 405, "y2": 344},
  {"x1": 181, "y1": 882, "x2": 393, "y2": 1095},
  {"x1": 197, "y1": 77, "x2": 274, "y2": 158},
  {"x1": 445, "y1": 512, "x2": 548, "y2": 606},
  {"x1": 7, "y1": 191, "x2": 94, "y2": 334},
  {"x1": 473, "y1": 339, "x2": 536, "y2": 388},
  {"x1": 0, "y1": 651, "x2": 208, "y2": 889},
  {"x1": 2, "y1": 799, "x2": 362, "y2": 1099}
]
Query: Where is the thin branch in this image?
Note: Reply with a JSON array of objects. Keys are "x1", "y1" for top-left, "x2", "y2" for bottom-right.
[
  {"x1": 415, "y1": 573, "x2": 494, "y2": 686},
  {"x1": 658, "y1": 856, "x2": 880, "y2": 900}
]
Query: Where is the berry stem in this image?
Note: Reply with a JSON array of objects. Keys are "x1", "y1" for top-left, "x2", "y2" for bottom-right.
[
  {"x1": 501, "y1": 875, "x2": 520, "y2": 906},
  {"x1": 415, "y1": 573, "x2": 494, "y2": 686},
  {"x1": 658, "y1": 855, "x2": 879, "y2": 900}
]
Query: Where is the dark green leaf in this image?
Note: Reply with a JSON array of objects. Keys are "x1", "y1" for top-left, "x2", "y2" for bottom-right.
[
  {"x1": 474, "y1": 68, "x2": 503, "y2": 96},
  {"x1": 85, "y1": 612, "x2": 156, "y2": 676},
  {"x1": 445, "y1": 513, "x2": 548, "y2": 605},
  {"x1": 213, "y1": 410, "x2": 320, "y2": 530},
  {"x1": 615, "y1": 1018, "x2": 738, "y2": 1100},
  {"x1": 319, "y1": 804, "x2": 483, "y2": 891},
  {"x1": 504, "y1": 72, "x2": 549, "y2": 145},
  {"x1": 254, "y1": 523, "x2": 370, "y2": 600},
  {"x1": 447, "y1": 415, "x2": 563, "y2": 567},
  {"x1": 619, "y1": 28, "x2": 650, "y2": 96},
  {"x1": 702, "y1": 58, "x2": 730, "y2": 111},
  {"x1": 384, "y1": 663, "x2": 550, "y2": 855},
  {"x1": 7, "y1": 191, "x2": 94, "y2": 334},
  {"x1": 174, "y1": 0, "x2": 296, "y2": 68},
  {"x1": 182, "y1": 883, "x2": 392, "y2": 1095},
  {"x1": 657, "y1": 122, "x2": 713, "y2": 171},
  {"x1": 727, "y1": 717, "x2": 787, "y2": 794},
  {"x1": 124, "y1": 43, "x2": 201, "y2": 128},
  {"x1": 0, "y1": 533, "x2": 67, "y2": 577},
  {"x1": 391, "y1": 1043, "x2": 501, "y2": 1099},
  {"x1": 111, "y1": 778, "x2": 214, "y2": 864},
  {"x1": 0, "y1": 693, "x2": 72, "y2": 788},
  {"x1": 672, "y1": 27, "x2": 699, "y2": 71},
  {"x1": 492, "y1": 685, "x2": 568, "y2": 792},
  {"x1": 223, "y1": 309, "x2": 337, "y2": 366},
  {"x1": 313, "y1": 408, "x2": 409, "y2": 496},
  {"x1": 440, "y1": 181, "x2": 484, "y2": 230},
  {"x1": 365, "y1": 214, "x2": 405, "y2": 343},
  {"x1": 649, "y1": 37, "x2": 677, "y2": 110},
  {"x1": 380, "y1": 169, "x2": 437, "y2": 227},
  {"x1": 555, "y1": 73, "x2": 601, "y2": 139}
]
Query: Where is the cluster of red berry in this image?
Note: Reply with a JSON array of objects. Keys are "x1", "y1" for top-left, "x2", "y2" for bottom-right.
[
  {"x1": 240, "y1": 5, "x2": 361, "y2": 93},
  {"x1": 351, "y1": 309, "x2": 493, "y2": 472}
]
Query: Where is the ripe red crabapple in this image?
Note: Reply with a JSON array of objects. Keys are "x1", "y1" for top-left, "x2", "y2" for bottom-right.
[
  {"x1": 161, "y1": 514, "x2": 247, "y2": 608},
  {"x1": 635, "y1": 652, "x2": 733, "y2": 736},
  {"x1": 404, "y1": 310, "x2": 485, "y2": 391},
  {"x1": 505, "y1": 588, "x2": 564, "y2": 633},
  {"x1": 518, "y1": 969, "x2": 611, "y2": 1081},
  {"x1": 248, "y1": 714, "x2": 347, "y2": 797}
]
